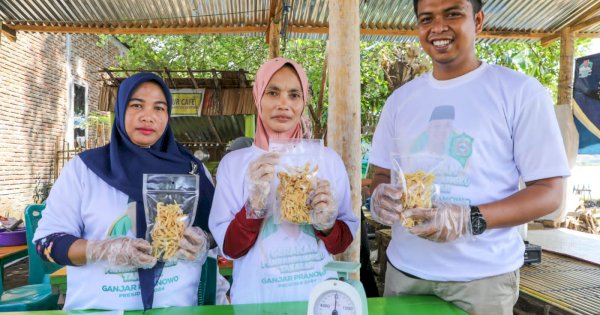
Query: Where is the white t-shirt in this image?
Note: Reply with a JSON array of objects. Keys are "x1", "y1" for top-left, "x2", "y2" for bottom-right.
[
  {"x1": 209, "y1": 144, "x2": 359, "y2": 304},
  {"x1": 369, "y1": 62, "x2": 570, "y2": 281},
  {"x1": 34, "y1": 156, "x2": 220, "y2": 310}
]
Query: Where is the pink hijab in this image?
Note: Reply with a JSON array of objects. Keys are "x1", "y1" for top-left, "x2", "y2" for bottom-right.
[{"x1": 253, "y1": 57, "x2": 310, "y2": 150}]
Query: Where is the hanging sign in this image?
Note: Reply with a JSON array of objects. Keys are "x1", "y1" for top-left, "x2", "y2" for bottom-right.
[{"x1": 171, "y1": 88, "x2": 205, "y2": 116}]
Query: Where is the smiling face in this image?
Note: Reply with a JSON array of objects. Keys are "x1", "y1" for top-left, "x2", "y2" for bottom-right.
[
  {"x1": 416, "y1": 0, "x2": 484, "y2": 79},
  {"x1": 124, "y1": 81, "x2": 169, "y2": 147},
  {"x1": 260, "y1": 66, "x2": 305, "y2": 133}
]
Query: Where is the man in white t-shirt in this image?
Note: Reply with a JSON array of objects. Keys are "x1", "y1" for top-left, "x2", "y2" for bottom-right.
[{"x1": 369, "y1": 0, "x2": 570, "y2": 314}]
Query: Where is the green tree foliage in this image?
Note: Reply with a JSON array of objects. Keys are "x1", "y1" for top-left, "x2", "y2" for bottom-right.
[
  {"x1": 477, "y1": 39, "x2": 591, "y2": 101},
  {"x1": 105, "y1": 35, "x2": 589, "y2": 142}
]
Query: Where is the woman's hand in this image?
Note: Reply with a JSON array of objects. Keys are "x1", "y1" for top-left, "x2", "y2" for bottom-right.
[
  {"x1": 86, "y1": 238, "x2": 157, "y2": 269},
  {"x1": 245, "y1": 152, "x2": 280, "y2": 218},
  {"x1": 310, "y1": 180, "x2": 337, "y2": 232},
  {"x1": 175, "y1": 226, "x2": 209, "y2": 263}
]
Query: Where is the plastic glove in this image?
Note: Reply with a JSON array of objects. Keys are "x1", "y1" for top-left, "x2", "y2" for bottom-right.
[
  {"x1": 86, "y1": 238, "x2": 157, "y2": 269},
  {"x1": 370, "y1": 183, "x2": 403, "y2": 226},
  {"x1": 246, "y1": 152, "x2": 280, "y2": 218},
  {"x1": 403, "y1": 203, "x2": 471, "y2": 242},
  {"x1": 310, "y1": 179, "x2": 337, "y2": 231},
  {"x1": 175, "y1": 226, "x2": 209, "y2": 263}
]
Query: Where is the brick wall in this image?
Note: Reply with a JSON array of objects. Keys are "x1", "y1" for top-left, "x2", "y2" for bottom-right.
[{"x1": 0, "y1": 33, "x2": 124, "y2": 218}]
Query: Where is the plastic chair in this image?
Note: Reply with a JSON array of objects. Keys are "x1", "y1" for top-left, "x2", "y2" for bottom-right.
[
  {"x1": 197, "y1": 256, "x2": 217, "y2": 305},
  {"x1": 0, "y1": 204, "x2": 60, "y2": 311}
]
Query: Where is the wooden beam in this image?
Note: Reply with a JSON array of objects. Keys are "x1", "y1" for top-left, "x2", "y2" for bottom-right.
[
  {"x1": 557, "y1": 27, "x2": 574, "y2": 106},
  {"x1": 274, "y1": 26, "x2": 552, "y2": 40},
  {"x1": 10, "y1": 24, "x2": 266, "y2": 35},
  {"x1": 1, "y1": 23, "x2": 17, "y2": 42},
  {"x1": 573, "y1": 15, "x2": 600, "y2": 33},
  {"x1": 542, "y1": 16, "x2": 600, "y2": 46},
  {"x1": 541, "y1": 2, "x2": 600, "y2": 47},
  {"x1": 5, "y1": 22, "x2": 587, "y2": 41},
  {"x1": 578, "y1": 33, "x2": 600, "y2": 39},
  {"x1": 328, "y1": 0, "x2": 361, "y2": 268}
]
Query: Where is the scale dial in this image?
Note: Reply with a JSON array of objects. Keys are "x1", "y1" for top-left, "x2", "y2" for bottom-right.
[
  {"x1": 308, "y1": 279, "x2": 365, "y2": 315},
  {"x1": 313, "y1": 290, "x2": 356, "y2": 315}
]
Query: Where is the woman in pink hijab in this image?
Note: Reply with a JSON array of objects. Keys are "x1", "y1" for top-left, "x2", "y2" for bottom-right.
[{"x1": 209, "y1": 58, "x2": 358, "y2": 304}]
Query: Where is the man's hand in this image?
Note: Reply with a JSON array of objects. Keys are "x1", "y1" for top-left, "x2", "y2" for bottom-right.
[
  {"x1": 370, "y1": 183, "x2": 403, "y2": 226},
  {"x1": 403, "y1": 203, "x2": 471, "y2": 242}
]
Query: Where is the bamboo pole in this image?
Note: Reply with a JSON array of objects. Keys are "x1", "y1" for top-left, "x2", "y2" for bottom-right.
[
  {"x1": 327, "y1": 0, "x2": 361, "y2": 268},
  {"x1": 268, "y1": 1, "x2": 282, "y2": 59},
  {"x1": 558, "y1": 27, "x2": 575, "y2": 106}
]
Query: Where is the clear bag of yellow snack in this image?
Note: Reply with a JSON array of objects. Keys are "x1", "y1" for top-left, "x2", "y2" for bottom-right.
[
  {"x1": 269, "y1": 139, "x2": 324, "y2": 225},
  {"x1": 390, "y1": 154, "x2": 441, "y2": 228},
  {"x1": 143, "y1": 174, "x2": 199, "y2": 262}
]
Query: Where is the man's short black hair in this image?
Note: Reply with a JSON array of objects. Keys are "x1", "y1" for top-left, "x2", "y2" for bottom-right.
[{"x1": 413, "y1": 0, "x2": 483, "y2": 16}]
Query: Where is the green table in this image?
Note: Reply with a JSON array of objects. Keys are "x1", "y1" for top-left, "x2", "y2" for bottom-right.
[{"x1": 0, "y1": 295, "x2": 466, "y2": 314}]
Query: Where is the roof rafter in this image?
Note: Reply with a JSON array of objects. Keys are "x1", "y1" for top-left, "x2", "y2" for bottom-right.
[
  {"x1": 573, "y1": 15, "x2": 600, "y2": 34},
  {"x1": 541, "y1": 2, "x2": 600, "y2": 47}
]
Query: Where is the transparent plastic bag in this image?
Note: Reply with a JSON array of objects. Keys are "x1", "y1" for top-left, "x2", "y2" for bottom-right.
[
  {"x1": 391, "y1": 154, "x2": 441, "y2": 228},
  {"x1": 245, "y1": 152, "x2": 280, "y2": 220},
  {"x1": 143, "y1": 174, "x2": 199, "y2": 262},
  {"x1": 269, "y1": 139, "x2": 324, "y2": 225}
]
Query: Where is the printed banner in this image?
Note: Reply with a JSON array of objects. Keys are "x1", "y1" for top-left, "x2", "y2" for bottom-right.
[
  {"x1": 171, "y1": 88, "x2": 205, "y2": 116},
  {"x1": 574, "y1": 53, "x2": 600, "y2": 154}
]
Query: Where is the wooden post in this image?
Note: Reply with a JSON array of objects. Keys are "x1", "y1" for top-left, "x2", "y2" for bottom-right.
[
  {"x1": 268, "y1": 1, "x2": 282, "y2": 59},
  {"x1": 558, "y1": 27, "x2": 574, "y2": 106},
  {"x1": 327, "y1": 0, "x2": 361, "y2": 267},
  {"x1": 553, "y1": 27, "x2": 577, "y2": 226}
]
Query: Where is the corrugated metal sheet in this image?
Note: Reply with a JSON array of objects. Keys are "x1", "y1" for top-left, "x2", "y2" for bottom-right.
[
  {"x1": 1, "y1": 0, "x2": 599, "y2": 42},
  {"x1": 171, "y1": 115, "x2": 246, "y2": 162},
  {"x1": 171, "y1": 115, "x2": 245, "y2": 144}
]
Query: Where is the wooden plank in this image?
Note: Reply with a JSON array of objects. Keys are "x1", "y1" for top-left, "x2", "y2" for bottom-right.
[
  {"x1": 164, "y1": 67, "x2": 176, "y2": 89},
  {"x1": 281, "y1": 26, "x2": 552, "y2": 40},
  {"x1": 328, "y1": 0, "x2": 361, "y2": 271},
  {"x1": 9, "y1": 24, "x2": 266, "y2": 35},
  {"x1": 187, "y1": 68, "x2": 199, "y2": 89},
  {"x1": 1, "y1": 23, "x2": 17, "y2": 42},
  {"x1": 541, "y1": 2, "x2": 600, "y2": 47},
  {"x1": 573, "y1": 15, "x2": 600, "y2": 33},
  {"x1": 6, "y1": 22, "x2": 559, "y2": 40}
]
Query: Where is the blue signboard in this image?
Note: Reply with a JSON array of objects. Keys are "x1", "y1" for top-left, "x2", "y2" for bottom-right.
[{"x1": 574, "y1": 53, "x2": 600, "y2": 154}]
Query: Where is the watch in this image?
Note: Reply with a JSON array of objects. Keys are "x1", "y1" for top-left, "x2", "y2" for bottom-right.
[{"x1": 470, "y1": 205, "x2": 487, "y2": 235}]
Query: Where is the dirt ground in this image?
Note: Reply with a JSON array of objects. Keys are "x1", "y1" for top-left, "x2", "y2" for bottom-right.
[{"x1": 4, "y1": 258, "x2": 29, "y2": 290}]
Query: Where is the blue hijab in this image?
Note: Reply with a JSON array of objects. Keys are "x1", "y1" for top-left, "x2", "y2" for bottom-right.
[{"x1": 80, "y1": 72, "x2": 214, "y2": 310}]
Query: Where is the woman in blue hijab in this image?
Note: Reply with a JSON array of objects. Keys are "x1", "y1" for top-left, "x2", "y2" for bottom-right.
[{"x1": 34, "y1": 73, "x2": 214, "y2": 310}]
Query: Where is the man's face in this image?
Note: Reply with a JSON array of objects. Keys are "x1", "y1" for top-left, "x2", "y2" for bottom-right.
[{"x1": 416, "y1": 0, "x2": 483, "y2": 77}]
